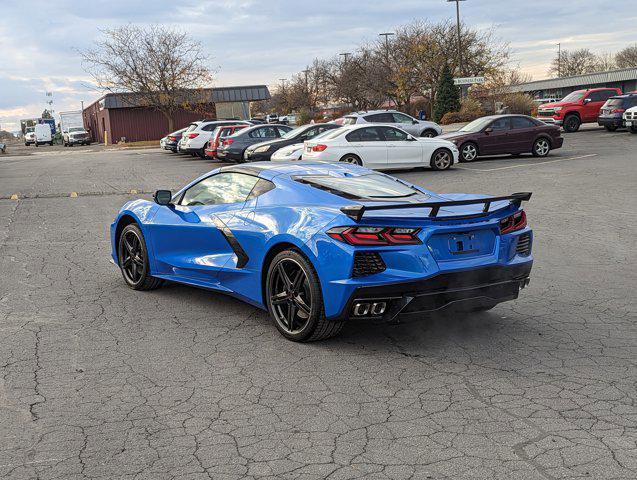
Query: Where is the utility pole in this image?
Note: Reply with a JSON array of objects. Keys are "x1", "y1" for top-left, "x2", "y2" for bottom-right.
[
  {"x1": 339, "y1": 52, "x2": 351, "y2": 63},
  {"x1": 557, "y1": 43, "x2": 561, "y2": 77},
  {"x1": 447, "y1": 0, "x2": 466, "y2": 75},
  {"x1": 378, "y1": 32, "x2": 394, "y2": 65}
]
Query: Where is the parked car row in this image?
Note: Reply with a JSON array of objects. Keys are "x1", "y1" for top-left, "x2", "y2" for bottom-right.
[
  {"x1": 537, "y1": 88, "x2": 637, "y2": 133},
  {"x1": 160, "y1": 110, "x2": 565, "y2": 172}
]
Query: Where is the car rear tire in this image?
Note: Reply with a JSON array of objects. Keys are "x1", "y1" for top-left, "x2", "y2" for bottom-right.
[
  {"x1": 459, "y1": 142, "x2": 478, "y2": 162},
  {"x1": 604, "y1": 125, "x2": 618, "y2": 132},
  {"x1": 532, "y1": 137, "x2": 551, "y2": 157},
  {"x1": 266, "y1": 250, "x2": 344, "y2": 342},
  {"x1": 430, "y1": 148, "x2": 453, "y2": 170},
  {"x1": 339, "y1": 154, "x2": 362, "y2": 166},
  {"x1": 420, "y1": 129, "x2": 437, "y2": 138},
  {"x1": 117, "y1": 224, "x2": 163, "y2": 291},
  {"x1": 563, "y1": 114, "x2": 581, "y2": 133}
]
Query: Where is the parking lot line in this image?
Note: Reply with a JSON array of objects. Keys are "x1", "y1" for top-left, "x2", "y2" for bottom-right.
[{"x1": 455, "y1": 154, "x2": 598, "y2": 172}]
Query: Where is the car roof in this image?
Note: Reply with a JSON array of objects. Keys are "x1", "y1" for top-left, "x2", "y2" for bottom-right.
[{"x1": 345, "y1": 109, "x2": 400, "y2": 117}]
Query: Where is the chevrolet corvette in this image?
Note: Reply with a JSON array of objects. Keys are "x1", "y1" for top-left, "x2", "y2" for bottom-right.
[{"x1": 111, "y1": 162, "x2": 533, "y2": 342}]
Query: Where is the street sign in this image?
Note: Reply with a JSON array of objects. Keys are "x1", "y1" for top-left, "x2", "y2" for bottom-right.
[{"x1": 454, "y1": 76, "x2": 486, "y2": 86}]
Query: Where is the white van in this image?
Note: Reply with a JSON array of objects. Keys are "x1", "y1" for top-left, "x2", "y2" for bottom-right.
[{"x1": 34, "y1": 124, "x2": 53, "y2": 147}]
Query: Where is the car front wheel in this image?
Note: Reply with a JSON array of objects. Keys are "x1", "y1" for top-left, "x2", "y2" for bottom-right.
[
  {"x1": 459, "y1": 142, "x2": 478, "y2": 162},
  {"x1": 563, "y1": 115, "x2": 581, "y2": 133},
  {"x1": 604, "y1": 125, "x2": 618, "y2": 132},
  {"x1": 118, "y1": 224, "x2": 163, "y2": 291},
  {"x1": 420, "y1": 129, "x2": 437, "y2": 138},
  {"x1": 532, "y1": 137, "x2": 551, "y2": 157},
  {"x1": 430, "y1": 148, "x2": 453, "y2": 170},
  {"x1": 339, "y1": 154, "x2": 362, "y2": 166},
  {"x1": 266, "y1": 250, "x2": 343, "y2": 342}
]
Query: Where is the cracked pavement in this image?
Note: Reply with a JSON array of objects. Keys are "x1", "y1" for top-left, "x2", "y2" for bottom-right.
[{"x1": 0, "y1": 127, "x2": 635, "y2": 479}]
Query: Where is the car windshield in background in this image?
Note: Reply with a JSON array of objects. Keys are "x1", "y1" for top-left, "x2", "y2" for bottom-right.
[
  {"x1": 69, "y1": 127, "x2": 84, "y2": 132},
  {"x1": 459, "y1": 117, "x2": 494, "y2": 132},
  {"x1": 342, "y1": 117, "x2": 357, "y2": 125},
  {"x1": 281, "y1": 126, "x2": 306, "y2": 139},
  {"x1": 315, "y1": 129, "x2": 346, "y2": 141},
  {"x1": 299, "y1": 173, "x2": 421, "y2": 199},
  {"x1": 604, "y1": 99, "x2": 624, "y2": 108},
  {"x1": 561, "y1": 91, "x2": 585, "y2": 102}
]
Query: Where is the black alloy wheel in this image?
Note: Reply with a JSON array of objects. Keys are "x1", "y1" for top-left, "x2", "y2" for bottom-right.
[
  {"x1": 266, "y1": 250, "x2": 343, "y2": 342},
  {"x1": 563, "y1": 115, "x2": 581, "y2": 133},
  {"x1": 117, "y1": 224, "x2": 163, "y2": 290}
]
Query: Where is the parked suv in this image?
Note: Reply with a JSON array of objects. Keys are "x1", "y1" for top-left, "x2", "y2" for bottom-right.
[
  {"x1": 623, "y1": 106, "x2": 637, "y2": 133},
  {"x1": 63, "y1": 126, "x2": 91, "y2": 146},
  {"x1": 537, "y1": 88, "x2": 621, "y2": 132},
  {"x1": 342, "y1": 110, "x2": 442, "y2": 137},
  {"x1": 179, "y1": 119, "x2": 251, "y2": 157},
  {"x1": 598, "y1": 94, "x2": 637, "y2": 131},
  {"x1": 204, "y1": 124, "x2": 248, "y2": 159}
]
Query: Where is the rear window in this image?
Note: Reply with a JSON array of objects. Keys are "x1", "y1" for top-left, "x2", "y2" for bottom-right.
[
  {"x1": 342, "y1": 116, "x2": 358, "y2": 125},
  {"x1": 296, "y1": 173, "x2": 421, "y2": 199},
  {"x1": 604, "y1": 98, "x2": 625, "y2": 108},
  {"x1": 315, "y1": 129, "x2": 346, "y2": 141}
]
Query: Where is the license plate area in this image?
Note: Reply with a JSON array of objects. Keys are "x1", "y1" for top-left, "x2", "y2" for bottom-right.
[{"x1": 428, "y1": 229, "x2": 496, "y2": 261}]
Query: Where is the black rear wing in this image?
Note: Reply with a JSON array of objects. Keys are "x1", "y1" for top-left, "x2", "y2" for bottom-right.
[{"x1": 340, "y1": 192, "x2": 532, "y2": 222}]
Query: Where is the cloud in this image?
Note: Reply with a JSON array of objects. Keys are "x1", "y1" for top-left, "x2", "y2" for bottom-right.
[{"x1": 1, "y1": 0, "x2": 635, "y2": 132}]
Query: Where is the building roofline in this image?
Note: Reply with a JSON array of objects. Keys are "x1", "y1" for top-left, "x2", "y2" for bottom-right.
[{"x1": 510, "y1": 67, "x2": 637, "y2": 92}]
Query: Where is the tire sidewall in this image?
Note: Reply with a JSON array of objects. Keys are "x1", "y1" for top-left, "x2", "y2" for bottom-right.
[
  {"x1": 265, "y1": 250, "x2": 324, "y2": 342},
  {"x1": 340, "y1": 154, "x2": 362, "y2": 166},
  {"x1": 430, "y1": 148, "x2": 453, "y2": 170},
  {"x1": 118, "y1": 224, "x2": 151, "y2": 289},
  {"x1": 563, "y1": 115, "x2": 580, "y2": 133}
]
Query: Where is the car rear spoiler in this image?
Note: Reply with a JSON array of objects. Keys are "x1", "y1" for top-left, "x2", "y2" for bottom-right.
[{"x1": 340, "y1": 192, "x2": 532, "y2": 221}]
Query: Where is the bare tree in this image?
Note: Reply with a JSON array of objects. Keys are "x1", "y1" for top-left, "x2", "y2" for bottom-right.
[
  {"x1": 615, "y1": 45, "x2": 637, "y2": 68},
  {"x1": 549, "y1": 49, "x2": 601, "y2": 77},
  {"x1": 81, "y1": 25, "x2": 213, "y2": 132}
]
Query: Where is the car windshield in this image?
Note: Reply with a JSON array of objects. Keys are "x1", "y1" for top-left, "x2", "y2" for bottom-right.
[
  {"x1": 459, "y1": 117, "x2": 494, "y2": 132},
  {"x1": 69, "y1": 127, "x2": 84, "y2": 132},
  {"x1": 281, "y1": 126, "x2": 307, "y2": 139},
  {"x1": 298, "y1": 173, "x2": 421, "y2": 199},
  {"x1": 561, "y1": 91, "x2": 585, "y2": 102},
  {"x1": 26, "y1": 127, "x2": 35, "y2": 133}
]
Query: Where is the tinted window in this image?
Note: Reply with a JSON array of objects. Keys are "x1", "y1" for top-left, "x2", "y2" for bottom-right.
[
  {"x1": 588, "y1": 90, "x2": 615, "y2": 102},
  {"x1": 381, "y1": 127, "x2": 409, "y2": 140},
  {"x1": 247, "y1": 179, "x2": 275, "y2": 200},
  {"x1": 249, "y1": 126, "x2": 279, "y2": 138},
  {"x1": 490, "y1": 118, "x2": 510, "y2": 131},
  {"x1": 346, "y1": 127, "x2": 384, "y2": 142},
  {"x1": 392, "y1": 113, "x2": 414, "y2": 124},
  {"x1": 342, "y1": 116, "x2": 358, "y2": 125},
  {"x1": 202, "y1": 124, "x2": 218, "y2": 131},
  {"x1": 298, "y1": 173, "x2": 420, "y2": 199},
  {"x1": 364, "y1": 113, "x2": 394, "y2": 123},
  {"x1": 511, "y1": 117, "x2": 536, "y2": 129},
  {"x1": 180, "y1": 173, "x2": 259, "y2": 206},
  {"x1": 275, "y1": 126, "x2": 292, "y2": 136}
]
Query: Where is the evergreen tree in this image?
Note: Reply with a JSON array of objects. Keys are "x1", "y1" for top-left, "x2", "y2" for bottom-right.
[{"x1": 433, "y1": 64, "x2": 460, "y2": 122}]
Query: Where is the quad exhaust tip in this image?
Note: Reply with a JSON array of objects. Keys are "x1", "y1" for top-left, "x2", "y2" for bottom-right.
[{"x1": 353, "y1": 301, "x2": 386, "y2": 317}]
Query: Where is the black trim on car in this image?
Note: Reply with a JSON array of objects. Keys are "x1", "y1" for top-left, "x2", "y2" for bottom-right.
[{"x1": 211, "y1": 216, "x2": 249, "y2": 268}]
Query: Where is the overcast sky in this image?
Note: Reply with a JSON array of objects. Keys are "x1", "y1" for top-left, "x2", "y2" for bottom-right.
[{"x1": 1, "y1": 0, "x2": 635, "y2": 132}]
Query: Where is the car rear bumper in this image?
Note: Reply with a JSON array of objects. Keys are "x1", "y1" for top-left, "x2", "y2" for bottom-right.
[
  {"x1": 537, "y1": 117, "x2": 563, "y2": 126},
  {"x1": 597, "y1": 117, "x2": 624, "y2": 127},
  {"x1": 331, "y1": 262, "x2": 532, "y2": 322}
]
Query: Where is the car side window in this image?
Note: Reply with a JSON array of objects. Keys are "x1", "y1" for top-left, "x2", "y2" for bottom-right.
[
  {"x1": 247, "y1": 178, "x2": 275, "y2": 200},
  {"x1": 600, "y1": 90, "x2": 616, "y2": 101},
  {"x1": 180, "y1": 173, "x2": 260, "y2": 206},
  {"x1": 275, "y1": 126, "x2": 290, "y2": 137},
  {"x1": 202, "y1": 124, "x2": 217, "y2": 131},
  {"x1": 364, "y1": 113, "x2": 393, "y2": 123},
  {"x1": 489, "y1": 118, "x2": 510, "y2": 131},
  {"x1": 511, "y1": 117, "x2": 535, "y2": 129},
  {"x1": 250, "y1": 126, "x2": 278, "y2": 138},
  {"x1": 357, "y1": 127, "x2": 384, "y2": 141},
  {"x1": 392, "y1": 113, "x2": 414, "y2": 124},
  {"x1": 381, "y1": 127, "x2": 409, "y2": 141}
]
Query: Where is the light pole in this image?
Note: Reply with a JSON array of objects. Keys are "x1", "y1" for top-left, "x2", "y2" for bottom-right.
[
  {"x1": 378, "y1": 32, "x2": 394, "y2": 65},
  {"x1": 447, "y1": 0, "x2": 466, "y2": 75},
  {"x1": 557, "y1": 43, "x2": 561, "y2": 77}
]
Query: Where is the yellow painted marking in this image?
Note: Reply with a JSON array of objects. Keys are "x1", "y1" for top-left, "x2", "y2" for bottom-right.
[
  {"x1": 130, "y1": 189, "x2": 138, "y2": 194},
  {"x1": 70, "y1": 192, "x2": 78, "y2": 198},
  {"x1": 10, "y1": 194, "x2": 19, "y2": 200}
]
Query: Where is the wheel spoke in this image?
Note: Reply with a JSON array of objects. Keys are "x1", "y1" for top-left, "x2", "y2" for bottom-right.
[
  {"x1": 286, "y1": 302, "x2": 297, "y2": 330},
  {"x1": 122, "y1": 257, "x2": 131, "y2": 268},
  {"x1": 291, "y1": 268, "x2": 304, "y2": 292},
  {"x1": 132, "y1": 255, "x2": 144, "y2": 266},
  {"x1": 124, "y1": 237, "x2": 135, "y2": 253},
  {"x1": 270, "y1": 292, "x2": 288, "y2": 305},
  {"x1": 277, "y1": 263, "x2": 293, "y2": 290},
  {"x1": 293, "y1": 295, "x2": 311, "y2": 316}
]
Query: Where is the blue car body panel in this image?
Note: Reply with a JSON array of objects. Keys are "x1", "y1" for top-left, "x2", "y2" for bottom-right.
[{"x1": 111, "y1": 162, "x2": 533, "y2": 319}]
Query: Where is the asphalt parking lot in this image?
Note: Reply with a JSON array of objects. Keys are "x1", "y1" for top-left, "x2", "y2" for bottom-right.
[{"x1": 1, "y1": 126, "x2": 636, "y2": 480}]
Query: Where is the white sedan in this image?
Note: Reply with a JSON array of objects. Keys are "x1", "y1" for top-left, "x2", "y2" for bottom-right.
[
  {"x1": 301, "y1": 124, "x2": 458, "y2": 171},
  {"x1": 271, "y1": 143, "x2": 304, "y2": 162}
]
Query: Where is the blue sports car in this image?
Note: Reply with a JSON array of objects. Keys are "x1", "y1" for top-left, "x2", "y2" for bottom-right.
[{"x1": 111, "y1": 162, "x2": 533, "y2": 342}]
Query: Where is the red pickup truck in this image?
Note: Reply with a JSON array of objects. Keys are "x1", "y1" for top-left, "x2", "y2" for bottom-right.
[{"x1": 537, "y1": 88, "x2": 621, "y2": 132}]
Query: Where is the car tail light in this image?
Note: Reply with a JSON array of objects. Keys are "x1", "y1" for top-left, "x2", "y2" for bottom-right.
[
  {"x1": 168, "y1": 136, "x2": 176, "y2": 141},
  {"x1": 327, "y1": 226, "x2": 421, "y2": 246},
  {"x1": 611, "y1": 108, "x2": 625, "y2": 113},
  {"x1": 186, "y1": 133, "x2": 199, "y2": 139},
  {"x1": 312, "y1": 144, "x2": 328, "y2": 152},
  {"x1": 222, "y1": 139, "x2": 234, "y2": 146},
  {"x1": 499, "y1": 211, "x2": 527, "y2": 234}
]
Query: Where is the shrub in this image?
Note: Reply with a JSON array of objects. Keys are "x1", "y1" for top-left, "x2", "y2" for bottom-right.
[
  {"x1": 460, "y1": 96, "x2": 484, "y2": 119},
  {"x1": 296, "y1": 108, "x2": 313, "y2": 125},
  {"x1": 503, "y1": 93, "x2": 536, "y2": 115}
]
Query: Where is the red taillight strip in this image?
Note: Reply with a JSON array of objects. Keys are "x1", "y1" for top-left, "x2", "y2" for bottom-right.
[
  {"x1": 327, "y1": 226, "x2": 421, "y2": 246},
  {"x1": 500, "y1": 210, "x2": 527, "y2": 234}
]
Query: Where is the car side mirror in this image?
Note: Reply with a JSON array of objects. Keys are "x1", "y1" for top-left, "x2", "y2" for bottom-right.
[
  {"x1": 154, "y1": 190, "x2": 173, "y2": 206},
  {"x1": 412, "y1": 119, "x2": 419, "y2": 124},
  {"x1": 407, "y1": 135, "x2": 417, "y2": 141},
  {"x1": 484, "y1": 127, "x2": 493, "y2": 134},
  {"x1": 583, "y1": 98, "x2": 592, "y2": 104}
]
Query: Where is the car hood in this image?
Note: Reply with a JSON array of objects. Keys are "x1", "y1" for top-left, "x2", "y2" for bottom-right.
[
  {"x1": 438, "y1": 131, "x2": 472, "y2": 140},
  {"x1": 538, "y1": 101, "x2": 572, "y2": 109}
]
